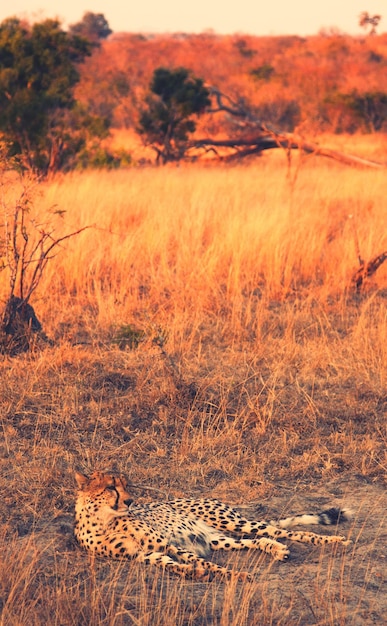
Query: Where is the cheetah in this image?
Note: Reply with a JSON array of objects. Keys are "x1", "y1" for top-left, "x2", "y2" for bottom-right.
[{"x1": 74, "y1": 471, "x2": 351, "y2": 580}]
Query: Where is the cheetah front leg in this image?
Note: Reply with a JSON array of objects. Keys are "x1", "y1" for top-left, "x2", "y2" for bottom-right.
[
  {"x1": 170, "y1": 545, "x2": 252, "y2": 580},
  {"x1": 135, "y1": 551, "x2": 205, "y2": 578},
  {"x1": 103, "y1": 524, "x2": 249, "y2": 579},
  {"x1": 166, "y1": 545, "x2": 251, "y2": 580},
  {"x1": 137, "y1": 547, "x2": 250, "y2": 580}
]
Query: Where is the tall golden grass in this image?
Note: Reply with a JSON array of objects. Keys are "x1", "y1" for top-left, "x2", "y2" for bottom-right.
[
  {"x1": 6, "y1": 159, "x2": 384, "y2": 333},
  {"x1": 0, "y1": 154, "x2": 386, "y2": 624}
]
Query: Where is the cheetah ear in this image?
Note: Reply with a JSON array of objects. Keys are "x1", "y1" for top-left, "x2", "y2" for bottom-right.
[{"x1": 75, "y1": 472, "x2": 89, "y2": 488}]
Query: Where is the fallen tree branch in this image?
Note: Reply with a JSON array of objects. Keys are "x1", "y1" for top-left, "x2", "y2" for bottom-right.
[
  {"x1": 192, "y1": 87, "x2": 387, "y2": 168},
  {"x1": 188, "y1": 133, "x2": 385, "y2": 168}
]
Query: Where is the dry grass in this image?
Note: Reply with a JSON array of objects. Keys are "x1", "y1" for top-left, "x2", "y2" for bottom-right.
[{"x1": 0, "y1": 154, "x2": 386, "y2": 624}]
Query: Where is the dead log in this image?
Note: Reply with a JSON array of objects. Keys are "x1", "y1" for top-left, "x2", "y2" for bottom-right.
[
  {"x1": 189, "y1": 133, "x2": 385, "y2": 168},
  {"x1": 192, "y1": 88, "x2": 386, "y2": 168}
]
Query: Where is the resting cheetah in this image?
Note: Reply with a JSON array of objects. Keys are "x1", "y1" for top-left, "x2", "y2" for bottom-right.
[{"x1": 74, "y1": 471, "x2": 351, "y2": 580}]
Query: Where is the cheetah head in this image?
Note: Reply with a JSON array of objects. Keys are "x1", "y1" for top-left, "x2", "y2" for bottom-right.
[{"x1": 75, "y1": 471, "x2": 133, "y2": 518}]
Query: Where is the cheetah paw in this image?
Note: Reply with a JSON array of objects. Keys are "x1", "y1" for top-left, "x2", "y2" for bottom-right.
[
  {"x1": 236, "y1": 571, "x2": 253, "y2": 582},
  {"x1": 331, "y1": 535, "x2": 352, "y2": 545},
  {"x1": 273, "y1": 545, "x2": 290, "y2": 561}
]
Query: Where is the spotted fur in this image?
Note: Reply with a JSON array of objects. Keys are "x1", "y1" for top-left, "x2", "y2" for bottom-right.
[{"x1": 74, "y1": 471, "x2": 351, "y2": 580}]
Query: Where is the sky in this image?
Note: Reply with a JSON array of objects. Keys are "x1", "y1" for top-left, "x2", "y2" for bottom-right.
[{"x1": 0, "y1": 1, "x2": 385, "y2": 36}]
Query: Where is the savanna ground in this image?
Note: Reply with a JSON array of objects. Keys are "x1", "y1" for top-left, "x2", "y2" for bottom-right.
[{"x1": 0, "y1": 142, "x2": 386, "y2": 625}]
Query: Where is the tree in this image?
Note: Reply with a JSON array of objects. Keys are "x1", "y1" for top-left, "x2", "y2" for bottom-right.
[
  {"x1": 69, "y1": 12, "x2": 112, "y2": 45},
  {"x1": 0, "y1": 17, "x2": 108, "y2": 175},
  {"x1": 359, "y1": 12, "x2": 382, "y2": 35},
  {"x1": 138, "y1": 67, "x2": 211, "y2": 163},
  {"x1": 326, "y1": 90, "x2": 387, "y2": 132},
  {"x1": 348, "y1": 91, "x2": 387, "y2": 132}
]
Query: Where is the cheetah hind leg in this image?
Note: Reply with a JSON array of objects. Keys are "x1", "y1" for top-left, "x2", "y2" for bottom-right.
[
  {"x1": 208, "y1": 535, "x2": 290, "y2": 561},
  {"x1": 197, "y1": 506, "x2": 351, "y2": 547}
]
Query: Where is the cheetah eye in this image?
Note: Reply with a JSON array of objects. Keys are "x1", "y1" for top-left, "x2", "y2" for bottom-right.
[{"x1": 106, "y1": 485, "x2": 116, "y2": 492}]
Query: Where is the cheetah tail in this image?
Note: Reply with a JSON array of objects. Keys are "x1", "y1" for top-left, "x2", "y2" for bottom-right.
[{"x1": 269, "y1": 507, "x2": 353, "y2": 529}]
